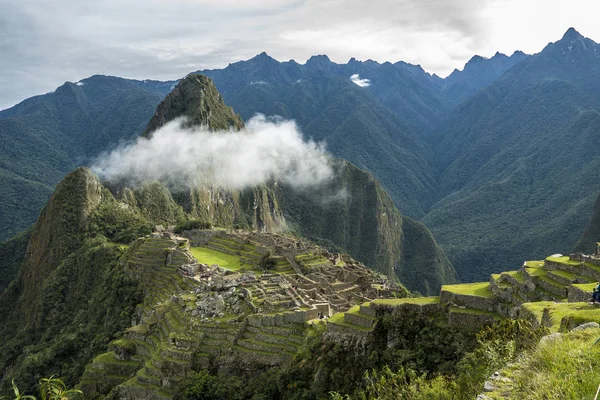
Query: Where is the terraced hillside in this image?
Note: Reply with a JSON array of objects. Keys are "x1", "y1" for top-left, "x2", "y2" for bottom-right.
[
  {"x1": 79, "y1": 230, "x2": 406, "y2": 399},
  {"x1": 325, "y1": 245, "x2": 600, "y2": 339}
]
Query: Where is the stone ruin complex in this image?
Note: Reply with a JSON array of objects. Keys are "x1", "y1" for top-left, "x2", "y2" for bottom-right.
[{"x1": 80, "y1": 229, "x2": 403, "y2": 399}]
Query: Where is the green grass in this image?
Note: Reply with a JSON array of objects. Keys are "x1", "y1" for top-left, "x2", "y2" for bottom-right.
[
  {"x1": 502, "y1": 270, "x2": 525, "y2": 283},
  {"x1": 524, "y1": 260, "x2": 544, "y2": 268},
  {"x1": 126, "y1": 324, "x2": 149, "y2": 335},
  {"x1": 521, "y1": 301, "x2": 600, "y2": 332},
  {"x1": 327, "y1": 311, "x2": 371, "y2": 332},
  {"x1": 370, "y1": 297, "x2": 439, "y2": 306},
  {"x1": 545, "y1": 255, "x2": 580, "y2": 266},
  {"x1": 525, "y1": 267, "x2": 545, "y2": 277},
  {"x1": 491, "y1": 329, "x2": 600, "y2": 399},
  {"x1": 573, "y1": 282, "x2": 596, "y2": 291},
  {"x1": 189, "y1": 246, "x2": 243, "y2": 271},
  {"x1": 548, "y1": 269, "x2": 578, "y2": 280},
  {"x1": 536, "y1": 274, "x2": 565, "y2": 289},
  {"x1": 106, "y1": 242, "x2": 130, "y2": 250},
  {"x1": 442, "y1": 282, "x2": 493, "y2": 298},
  {"x1": 345, "y1": 305, "x2": 377, "y2": 320}
]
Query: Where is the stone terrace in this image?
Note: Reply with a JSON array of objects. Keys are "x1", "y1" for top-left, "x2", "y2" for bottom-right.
[
  {"x1": 80, "y1": 231, "x2": 405, "y2": 399},
  {"x1": 324, "y1": 245, "x2": 600, "y2": 339}
]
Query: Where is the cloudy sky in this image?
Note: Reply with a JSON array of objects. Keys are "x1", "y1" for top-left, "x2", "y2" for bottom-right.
[{"x1": 2, "y1": 0, "x2": 600, "y2": 110}]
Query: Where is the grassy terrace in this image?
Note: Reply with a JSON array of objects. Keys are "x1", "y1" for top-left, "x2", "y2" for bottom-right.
[
  {"x1": 534, "y1": 271, "x2": 564, "y2": 288},
  {"x1": 345, "y1": 305, "x2": 377, "y2": 320},
  {"x1": 370, "y1": 297, "x2": 439, "y2": 306},
  {"x1": 328, "y1": 310, "x2": 371, "y2": 332},
  {"x1": 503, "y1": 270, "x2": 526, "y2": 283},
  {"x1": 442, "y1": 282, "x2": 493, "y2": 298},
  {"x1": 525, "y1": 266, "x2": 545, "y2": 277},
  {"x1": 521, "y1": 301, "x2": 600, "y2": 332},
  {"x1": 545, "y1": 255, "x2": 580, "y2": 266},
  {"x1": 190, "y1": 246, "x2": 266, "y2": 275},
  {"x1": 573, "y1": 282, "x2": 596, "y2": 292},
  {"x1": 190, "y1": 246, "x2": 242, "y2": 270},
  {"x1": 93, "y1": 352, "x2": 141, "y2": 366},
  {"x1": 524, "y1": 260, "x2": 544, "y2": 268}
]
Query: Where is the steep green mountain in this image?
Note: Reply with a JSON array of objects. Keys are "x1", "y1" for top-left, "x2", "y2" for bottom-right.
[
  {"x1": 0, "y1": 48, "x2": 532, "y2": 268},
  {"x1": 0, "y1": 76, "x2": 164, "y2": 240},
  {"x1": 424, "y1": 28, "x2": 600, "y2": 281},
  {"x1": 111, "y1": 73, "x2": 455, "y2": 293},
  {"x1": 202, "y1": 69, "x2": 439, "y2": 217},
  {"x1": 141, "y1": 74, "x2": 243, "y2": 137},
  {"x1": 0, "y1": 168, "x2": 144, "y2": 393}
]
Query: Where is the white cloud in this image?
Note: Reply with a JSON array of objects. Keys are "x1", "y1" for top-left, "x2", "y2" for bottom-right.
[
  {"x1": 91, "y1": 115, "x2": 333, "y2": 190},
  {"x1": 350, "y1": 73, "x2": 371, "y2": 87}
]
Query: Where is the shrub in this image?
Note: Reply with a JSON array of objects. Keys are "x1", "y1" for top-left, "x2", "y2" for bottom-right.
[{"x1": 174, "y1": 220, "x2": 212, "y2": 234}]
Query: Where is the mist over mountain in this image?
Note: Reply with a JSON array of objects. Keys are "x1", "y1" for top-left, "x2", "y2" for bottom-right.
[
  {"x1": 4, "y1": 25, "x2": 600, "y2": 400},
  {"x1": 3, "y1": 28, "x2": 600, "y2": 285}
]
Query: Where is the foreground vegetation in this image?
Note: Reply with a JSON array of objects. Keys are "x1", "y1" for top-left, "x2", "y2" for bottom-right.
[{"x1": 174, "y1": 317, "x2": 546, "y2": 400}]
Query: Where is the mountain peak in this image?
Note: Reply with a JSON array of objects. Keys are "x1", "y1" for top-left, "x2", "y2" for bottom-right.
[
  {"x1": 562, "y1": 27, "x2": 583, "y2": 40},
  {"x1": 141, "y1": 74, "x2": 244, "y2": 138},
  {"x1": 306, "y1": 54, "x2": 332, "y2": 64},
  {"x1": 254, "y1": 51, "x2": 275, "y2": 61}
]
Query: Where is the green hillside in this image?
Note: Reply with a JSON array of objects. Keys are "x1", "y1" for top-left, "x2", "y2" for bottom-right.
[
  {"x1": 0, "y1": 76, "x2": 163, "y2": 240},
  {"x1": 424, "y1": 29, "x2": 600, "y2": 281}
]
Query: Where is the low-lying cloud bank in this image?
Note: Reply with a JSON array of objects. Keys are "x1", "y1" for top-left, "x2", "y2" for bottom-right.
[{"x1": 92, "y1": 115, "x2": 333, "y2": 190}]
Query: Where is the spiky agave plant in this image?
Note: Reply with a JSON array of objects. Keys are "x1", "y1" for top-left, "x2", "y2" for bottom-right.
[
  {"x1": 0, "y1": 379, "x2": 37, "y2": 400},
  {"x1": 39, "y1": 376, "x2": 82, "y2": 400}
]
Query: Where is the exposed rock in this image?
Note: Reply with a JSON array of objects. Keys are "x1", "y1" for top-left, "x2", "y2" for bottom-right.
[
  {"x1": 571, "y1": 321, "x2": 600, "y2": 331},
  {"x1": 483, "y1": 381, "x2": 496, "y2": 392},
  {"x1": 539, "y1": 332, "x2": 563, "y2": 346}
]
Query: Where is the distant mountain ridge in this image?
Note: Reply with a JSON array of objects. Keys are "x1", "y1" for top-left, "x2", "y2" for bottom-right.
[
  {"x1": 0, "y1": 76, "x2": 164, "y2": 239},
  {"x1": 9, "y1": 30, "x2": 600, "y2": 287},
  {"x1": 424, "y1": 27, "x2": 600, "y2": 281}
]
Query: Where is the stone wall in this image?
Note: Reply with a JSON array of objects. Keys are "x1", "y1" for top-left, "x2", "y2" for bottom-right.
[
  {"x1": 182, "y1": 229, "x2": 220, "y2": 246},
  {"x1": 439, "y1": 290, "x2": 497, "y2": 312},
  {"x1": 567, "y1": 285, "x2": 591, "y2": 302},
  {"x1": 448, "y1": 311, "x2": 496, "y2": 329},
  {"x1": 344, "y1": 312, "x2": 375, "y2": 328}
]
